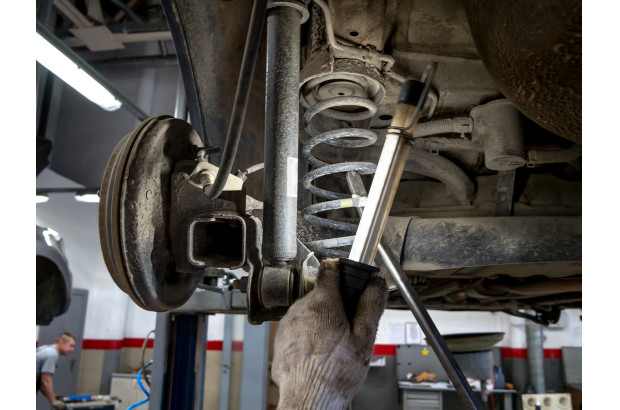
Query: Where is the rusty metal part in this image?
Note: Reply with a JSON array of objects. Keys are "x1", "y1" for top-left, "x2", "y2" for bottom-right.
[
  {"x1": 401, "y1": 216, "x2": 581, "y2": 271},
  {"x1": 232, "y1": 276, "x2": 249, "y2": 292},
  {"x1": 169, "y1": 168, "x2": 249, "y2": 275},
  {"x1": 262, "y1": 0, "x2": 306, "y2": 264},
  {"x1": 471, "y1": 99, "x2": 525, "y2": 171},
  {"x1": 484, "y1": 278, "x2": 582, "y2": 296},
  {"x1": 160, "y1": 0, "x2": 266, "y2": 199},
  {"x1": 203, "y1": 0, "x2": 267, "y2": 199},
  {"x1": 187, "y1": 217, "x2": 246, "y2": 268},
  {"x1": 417, "y1": 281, "x2": 467, "y2": 301},
  {"x1": 442, "y1": 332, "x2": 505, "y2": 353},
  {"x1": 495, "y1": 169, "x2": 517, "y2": 217},
  {"x1": 312, "y1": 0, "x2": 395, "y2": 71},
  {"x1": 461, "y1": 0, "x2": 582, "y2": 142},
  {"x1": 268, "y1": 0, "x2": 309, "y2": 23},
  {"x1": 99, "y1": 116, "x2": 204, "y2": 311},
  {"x1": 405, "y1": 149, "x2": 476, "y2": 205},
  {"x1": 247, "y1": 237, "x2": 319, "y2": 324},
  {"x1": 300, "y1": 50, "x2": 386, "y2": 111},
  {"x1": 323, "y1": 0, "x2": 396, "y2": 52},
  {"x1": 257, "y1": 265, "x2": 299, "y2": 308},
  {"x1": 527, "y1": 144, "x2": 582, "y2": 166}
]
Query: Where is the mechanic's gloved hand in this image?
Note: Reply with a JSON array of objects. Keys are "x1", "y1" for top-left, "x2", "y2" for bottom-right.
[
  {"x1": 52, "y1": 399, "x2": 66, "y2": 410},
  {"x1": 272, "y1": 258, "x2": 388, "y2": 410}
]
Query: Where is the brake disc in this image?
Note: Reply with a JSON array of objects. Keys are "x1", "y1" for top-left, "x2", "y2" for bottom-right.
[{"x1": 99, "y1": 115, "x2": 204, "y2": 311}]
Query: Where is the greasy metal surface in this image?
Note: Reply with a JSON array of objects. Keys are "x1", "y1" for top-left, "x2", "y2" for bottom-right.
[
  {"x1": 36, "y1": 256, "x2": 69, "y2": 325},
  {"x1": 484, "y1": 278, "x2": 581, "y2": 296},
  {"x1": 441, "y1": 332, "x2": 505, "y2": 353},
  {"x1": 300, "y1": 51, "x2": 386, "y2": 111},
  {"x1": 174, "y1": 288, "x2": 249, "y2": 313},
  {"x1": 258, "y1": 265, "x2": 298, "y2": 308},
  {"x1": 161, "y1": 0, "x2": 266, "y2": 199},
  {"x1": 203, "y1": 0, "x2": 266, "y2": 199},
  {"x1": 263, "y1": 5, "x2": 302, "y2": 264},
  {"x1": 99, "y1": 119, "x2": 154, "y2": 308},
  {"x1": 461, "y1": 0, "x2": 582, "y2": 142},
  {"x1": 405, "y1": 149, "x2": 475, "y2": 205},
  {"x1": 36, "y1": 225, "x2": 72, "y2": 325},
  {"x1": 495, "y1": 170, "x2": 516, "y2": 217},
  {"x1": 401, "y1": 216, "x2": 581, "y2": 270},
  {"x1": 99, "y1": 116, "x2": 204, "y2": 311},
  {"x1": 244, "y1": 209, "x2": 321, "y2": 321},
  {"x1": 169, "y1": 169, "x2": 247, "y2": 275},
  {"x1": 471, "y1": 99, "x2": 525, "y2": 171},
  {"x1": 188, "y1": 217, "x2": 246, "y2": 269},
  {"x1": 404, "y1": 0, "x2": 478, "y2": 57},
  {"x1": 452, "y1": 350, "x2": 494, "y2": 382},
  {"x1": 328, "y1": 0, "x2": 396, "y2": 51}
]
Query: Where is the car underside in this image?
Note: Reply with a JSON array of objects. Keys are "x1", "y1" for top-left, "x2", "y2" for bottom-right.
[{"x1": 89, "y1": 0, "x2": 581, "y2": 325}]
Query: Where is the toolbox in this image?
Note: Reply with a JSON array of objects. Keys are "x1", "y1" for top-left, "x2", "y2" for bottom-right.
[{"x1": 60, "y1": 395, "x2": 120, "y2": 409}]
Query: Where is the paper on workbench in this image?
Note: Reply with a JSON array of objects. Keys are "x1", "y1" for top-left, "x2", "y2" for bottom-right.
[{"x1": 389, "y1": 323, "x2": 406, "y2": 344}]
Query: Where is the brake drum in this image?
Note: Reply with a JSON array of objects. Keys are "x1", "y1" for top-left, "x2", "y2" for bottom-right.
[{"x1": 99, "y1": 115, "x2": 203, "y2": 311}]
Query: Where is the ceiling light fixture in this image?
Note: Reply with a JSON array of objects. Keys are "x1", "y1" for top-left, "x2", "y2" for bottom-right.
[
  {"x1": 35, "y1": 28, "x2": 122, "y2": 111},
  {"x1": 36, "y1": 188, "x2": 100, "y2": 203},
  {"x1": 74, "y1": 192, "x2": 101, "y2": 203},
  {"x1": 36, "y1": 20, "x2": 149, "y2": 120}
]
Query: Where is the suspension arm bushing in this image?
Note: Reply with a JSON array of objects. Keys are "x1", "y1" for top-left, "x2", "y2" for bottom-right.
[{"x1": 257, "y1": 265, "x2": 299, "y2": 308}]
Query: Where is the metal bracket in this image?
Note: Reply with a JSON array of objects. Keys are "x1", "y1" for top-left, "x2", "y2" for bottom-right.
[{"x1": 170, "y1": 166, "x2": 252, "y2": 275}]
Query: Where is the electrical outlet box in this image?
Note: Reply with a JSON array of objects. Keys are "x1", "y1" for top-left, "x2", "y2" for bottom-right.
[{"x1": 522, "y1": 393, "x2": 572, "y2": 410}]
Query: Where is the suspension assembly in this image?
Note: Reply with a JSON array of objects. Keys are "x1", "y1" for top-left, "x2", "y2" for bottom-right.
[{"x1": 97, "y1": 0, "x2": 581, "y2": 330}]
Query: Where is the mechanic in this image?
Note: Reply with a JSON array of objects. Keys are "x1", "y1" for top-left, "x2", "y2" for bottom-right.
[
  {"x1": 272, "y1": 258, "x2": 388, "y2": 409},
  {"x1": 36, "y1": 332, "x2": 76, "y2": 409}
]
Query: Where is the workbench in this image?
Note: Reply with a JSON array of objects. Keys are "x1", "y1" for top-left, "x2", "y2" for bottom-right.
[{"x1": 398, "y1": 381, "x2": 517, "y2": 410}]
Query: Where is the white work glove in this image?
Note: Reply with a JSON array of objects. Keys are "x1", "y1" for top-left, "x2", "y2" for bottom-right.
[
  {"x1": 52, "y1": 400, "x2": 66, "y2": 410},
  {"x1": 272, "y1": 258, "x2": 388, "y2": 410}
]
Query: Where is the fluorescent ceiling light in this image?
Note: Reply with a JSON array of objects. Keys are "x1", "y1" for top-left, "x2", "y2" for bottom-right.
[
  {"x1": 35, "y1": 32, "x2": 122, "y2": 111},
  {"x1": 74, "y1": 193, "x2": 100, "y2": 203},
  {"x1": 36, "y1": 187, "x2": 100, "y2": 203}
]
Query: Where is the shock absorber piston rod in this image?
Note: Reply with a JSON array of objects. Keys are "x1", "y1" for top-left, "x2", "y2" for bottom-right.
[{"x1": 263, "y1": 0, "x2": 308, "y2": 265}]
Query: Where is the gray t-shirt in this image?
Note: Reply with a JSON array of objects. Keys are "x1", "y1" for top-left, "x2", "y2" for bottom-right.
[{"x1": 36, "y1": 345, "x2": 58, "y2": 379}]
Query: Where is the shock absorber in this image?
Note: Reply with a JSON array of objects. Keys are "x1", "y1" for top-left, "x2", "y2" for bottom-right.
[{"x1": 301, "y1": 95, "x2": 378, "y2": 257}]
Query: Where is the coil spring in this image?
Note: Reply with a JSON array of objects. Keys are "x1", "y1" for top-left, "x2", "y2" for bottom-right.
[{"x1": 301, "y1": 96, "x2": 378, "y2": 258}]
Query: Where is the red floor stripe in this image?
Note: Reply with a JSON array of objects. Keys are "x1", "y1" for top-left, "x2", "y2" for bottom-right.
[
  {"x1": 501, "y1": 347, "x2": 563, "y2": 359},
  {"x1": 372, "y1": 344, "x2": 397, "y2": 356},
  {"x1": 78, "y1": 339, "x2": 564, "y2": 360},
  {"x1": 122, "y1": 338, "x2": 154, "y2": 348},
  {"x1": 79, "y1": 339, "x2": 247, "y2": 351},
  {"x1": 82, "y1": 339, "x2": 123, "y2": 350}
]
